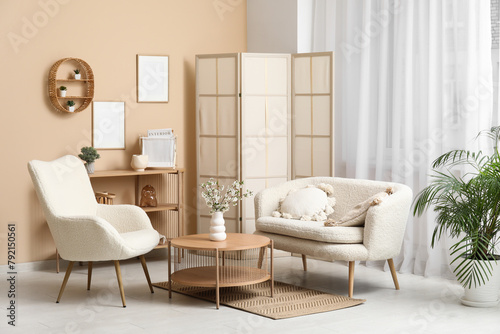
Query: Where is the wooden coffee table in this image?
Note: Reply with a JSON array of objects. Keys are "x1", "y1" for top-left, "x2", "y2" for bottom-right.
[{"x1": 167, "y1": 233, "x2": 274, "y2": 309}]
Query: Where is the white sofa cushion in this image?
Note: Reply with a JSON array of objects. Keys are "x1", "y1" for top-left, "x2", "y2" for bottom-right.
[
  {"x1": 254, "y1": 231, "x2": 370, "y2": 261},
  {"x1": 273, "y1": 185, "x2": 336, "y2": 221},
  {"x1": 280, "y1": 187, "x2": 327, "y2": 217},
  {"x1": 119, "y1": 229, "x2": 160, "y2": 259},
  {"x1": 256, "y1": 216, "x2": 363, "y2": 244}
]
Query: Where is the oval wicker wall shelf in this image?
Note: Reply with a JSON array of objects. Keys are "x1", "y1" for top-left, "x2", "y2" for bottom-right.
[{"x1": 48, "y1": 57, "x2": 94, "y2": 113}]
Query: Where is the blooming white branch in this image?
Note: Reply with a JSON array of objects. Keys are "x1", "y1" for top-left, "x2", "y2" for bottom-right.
[{"x1": 200, "y1": 178, "x2": 253, "y2": 213}]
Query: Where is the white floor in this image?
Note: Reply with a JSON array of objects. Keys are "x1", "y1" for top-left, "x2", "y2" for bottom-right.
[{"x1": 1, "y1": 255, "x2": 499, "y2": 334}]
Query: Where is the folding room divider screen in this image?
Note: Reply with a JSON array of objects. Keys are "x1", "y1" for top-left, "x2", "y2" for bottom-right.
[
  {"x1": 292, "y1": 52, "x2": 334, "y2": 179},
  {"x1": 196, "y1": 52, "x2": 334, "y2": 234}
]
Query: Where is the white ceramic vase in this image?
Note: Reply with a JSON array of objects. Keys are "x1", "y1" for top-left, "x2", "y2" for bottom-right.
[
  {"x1": 131, "y1": 154, "x2": 148, "y2": 172},
  {"x1": 68, "y1": 106, "x2": 75, "y2": 112},
  {"x1": 60, "y1": 90, "x2": 67, "y2": 97},
  {"x1": 461, "y1": 259, "x2": 500, "y2": 307},
  {"x1": 74, "y1": 73, "x2": 81, "y2": 80},
  {"x1": 209, "y1": 211, "x2": 226, "y2": 241}
]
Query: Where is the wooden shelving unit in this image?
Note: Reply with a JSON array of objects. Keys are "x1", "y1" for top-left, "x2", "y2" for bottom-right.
[
  {"x1": 89, "y1": 169, "x2": 185, "y2": 244},
  {"x1": 142, "y1": 204, "x2": 178, "y2": 213},
  {"x1": 48, "y1": 58, "x2": 94, "y2": 113},
  {"x1": 57, "y1": 96, "x2": 93, "y2": 99},
  {"x1": 56, "y1": 79, "x2": 94, "y2": 82}
]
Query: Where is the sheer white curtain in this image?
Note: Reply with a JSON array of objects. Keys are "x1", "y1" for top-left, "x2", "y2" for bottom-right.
[{"x1": 311, "y1": 0, "x2": 493, "y2": 278}]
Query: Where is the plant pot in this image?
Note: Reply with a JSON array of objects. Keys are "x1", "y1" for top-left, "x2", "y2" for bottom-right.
[
  {"x1": 74, "y1": 73, "x2": 81, "y2": 80},
  {"x1": 68, "y1": 106, "x2": 75, "y2": 112},
  {"x1": 131, "y1": 154, "x2": 148, "y2": 172},
  {"x1": 209, "y1": 211, "x2": 226, "y2": 241},
  {"x1": 460, "y1": 259, "x2": 500, "y2": 307},
  {"x1": 85, "y1": 162, "x2": 95, "y2": 174},
  {"x1": 59, "y1": 90, "x2": 67, "y2": 97}
]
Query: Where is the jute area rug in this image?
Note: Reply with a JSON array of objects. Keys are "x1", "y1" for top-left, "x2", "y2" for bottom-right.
[{"x1": 153, "y1": 281, "x2": 365, "y2": 320}]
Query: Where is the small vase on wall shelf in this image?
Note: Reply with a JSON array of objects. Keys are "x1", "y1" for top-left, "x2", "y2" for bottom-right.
[
  {"x1": 59, "y1": 86, "x2": 67, "y2": 97},
  {"x1": 74, "y1": 69, "x2": 81, "y2": 80},
  {"x1": 209, "y1": 211, "x2": 226, "y2": 241}
]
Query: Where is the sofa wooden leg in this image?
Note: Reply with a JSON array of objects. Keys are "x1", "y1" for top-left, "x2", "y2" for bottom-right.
[
  {"x1": 114, "y1": 261, "x2": 126, "y2": 308},
  {"x1": 348, "y1": 261, "x2": 355, "y2": 297},
  {"x1": 387, "y1": 258, "x2": 400, "y2": 290},
  {"x1": 56, "y1": 261, "x2": 74, "y2": 303},
  {"x1": 301, "y1": 254, "x2": 307, "y2": 271},
  {"x1": 87, "y1": 261, "x2": 92, "y2": 290},
  {"x1": 140, "y1": 255, "x2": 154, "y2": 293}
]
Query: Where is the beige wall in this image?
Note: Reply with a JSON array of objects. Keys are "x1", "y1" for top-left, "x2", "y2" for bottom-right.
[{"x1": 0, "y1": 0, "x2": 247, "y2": 264}]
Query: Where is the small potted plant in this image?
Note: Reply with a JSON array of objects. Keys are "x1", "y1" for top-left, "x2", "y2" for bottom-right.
[
  {"x1": 67, "y1": 100, "x2": 75, "y2": 112},
  {"x1": 59, "y1": 86, "x2": 67, "y2": 97},
  {"x1": 74, "y1": 69, "x2": 81, "y2": 80},
  {"x1": 78, "y1": 146, "x2": 100, "y2": 174}
]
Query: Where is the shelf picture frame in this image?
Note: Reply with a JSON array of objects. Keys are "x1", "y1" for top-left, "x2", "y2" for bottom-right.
[
  {"x1": 92, "y1": 101, "x2": 126, "y2": 150},
  {"x1": 137, "y1": 55, "x2": 169, "y2": 103}
]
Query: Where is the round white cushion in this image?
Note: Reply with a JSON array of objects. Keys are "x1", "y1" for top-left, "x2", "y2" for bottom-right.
[{"x1": 280, "y1": 187, "x2": 328, "y2": 218}]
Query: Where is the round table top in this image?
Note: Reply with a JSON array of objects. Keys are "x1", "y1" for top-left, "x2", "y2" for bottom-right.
[{"x1": 170, "y1": 233, "x2": 271, "y2": 251}]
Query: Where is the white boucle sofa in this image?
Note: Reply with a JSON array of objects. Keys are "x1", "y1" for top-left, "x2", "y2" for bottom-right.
[{"x1": 254, "y1": 177, "x2": 413, "y2": 297}]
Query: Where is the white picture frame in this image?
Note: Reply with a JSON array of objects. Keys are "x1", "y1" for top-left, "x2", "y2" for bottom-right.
[
  {"x1": 92, "y1": 101, "x2": 125, "y2": 149},
  {"x1": 137, "y1": 55, "x2": 169, "y2": 103}
]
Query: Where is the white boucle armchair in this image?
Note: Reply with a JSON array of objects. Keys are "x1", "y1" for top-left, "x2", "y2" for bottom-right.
[
  {"x1": 254, "y1": 177, "x2": 412, "y2": 297},
  {"x1": 28, "y1": 155, "x2": 160, "y2": 307}
]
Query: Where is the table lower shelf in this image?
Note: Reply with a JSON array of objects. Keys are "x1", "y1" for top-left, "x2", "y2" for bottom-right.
[{"x1": 171, "y1": 266, "x2": 270, "y2": 288}]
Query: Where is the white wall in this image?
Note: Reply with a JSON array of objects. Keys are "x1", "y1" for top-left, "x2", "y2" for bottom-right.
[
  {"x1": 297, "y1": 0, "x2": 313, "y2": 52},
  {"x1": 247, "y1": 0, "x2": 298, "y2": 53}
]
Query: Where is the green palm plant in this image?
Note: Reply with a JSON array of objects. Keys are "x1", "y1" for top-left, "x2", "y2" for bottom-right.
[{"x1": 413, "y1": 126, "x2": 500, "y2": 289}]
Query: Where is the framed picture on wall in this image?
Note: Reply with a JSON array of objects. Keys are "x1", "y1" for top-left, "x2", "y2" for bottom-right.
[
  {"x1": 92, "y1": 101, "x2": 126, "y2": 149},
  {"x1": 137, "y1": 55, "x2": 169, "y2": 103}
]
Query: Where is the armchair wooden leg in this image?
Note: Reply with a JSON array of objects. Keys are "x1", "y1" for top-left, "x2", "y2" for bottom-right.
[
  {"x1": 348, "y1": 261, "x2": 355, "y2": 298},
  {"x1": 56, "y1": 249, "x2": 60, "y2": 273},
  {"x1": 139, "y1": 255, "x2": 154, "y2": 293},
  {"x1": 387, "y1": 258, "x2": 400, "y2": 290},
  {"x1": 87, "y1": 261, "x2": 93, "y2": 290},
  {"x1": 56, "y1": 261, "x2": 74, "y2": 303},
  {"x1": 301, "y1": 254, "x2": 307, "y2": 271},
  {"x1": 114, "y1": 261, "x2": 126, "y2": 308}
]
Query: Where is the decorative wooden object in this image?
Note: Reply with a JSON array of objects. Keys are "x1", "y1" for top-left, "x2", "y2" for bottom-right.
[
  {"x1": 168, "y1": 233, "x2": 274, "y2": 309},
  {"x1": 48, "y1": 57, "x2": 94, "y2": 113},
  {"x1": 95, "y1": 192, "x2": 116, "y2": 204}
]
